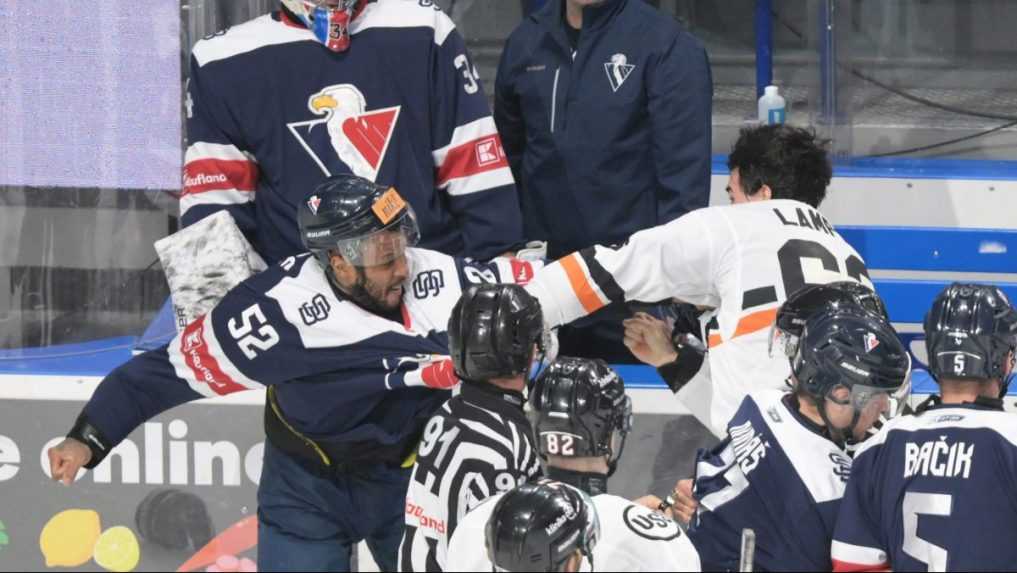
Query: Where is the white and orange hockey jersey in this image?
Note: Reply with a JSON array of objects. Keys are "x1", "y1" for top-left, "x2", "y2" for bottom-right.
[{"x1": 525, "y1": 199, "x2": 871, "y2": 435}]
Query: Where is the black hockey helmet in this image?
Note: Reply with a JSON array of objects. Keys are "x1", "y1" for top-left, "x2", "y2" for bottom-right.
[
  {"x1": 486, "y1": 480, "x2": 599, "y2": 573},
  {"x1": 528, "y1": 358, "x2": 632, "y2": 474},
  {"x1": 924, "y1": 283, "x2": 1017, "y2": 395},
  {"x1": 792, "y1": 306, "x2": 911, "y2": 443},
  {"x1": 448, "y1": 284, "x2": 545, "y2": 382},
  {"x1": 298, "y1": 174, "x2": 419, "y2": 268},
  {"x1": 771, "y1": 281, "x2": 888, "y2": 358}
]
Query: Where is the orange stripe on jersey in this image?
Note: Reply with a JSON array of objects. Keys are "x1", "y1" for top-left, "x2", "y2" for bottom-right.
[
  {"x1": 709, "y1": 308, "x2": 778, "y2": 348},
  {"x1": 733, "y1": 308, "x2": 779, "y2": 339},
  {"x1": 560, "y1": 254, "x2": 606, "y2": 314}
]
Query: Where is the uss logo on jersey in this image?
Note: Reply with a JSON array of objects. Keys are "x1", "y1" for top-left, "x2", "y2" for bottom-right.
[
  {"x1": 287, "y1": 84, "x2": 401, "y2": 182},
  {"x1": 299, "y1": 294, "x2": 332, "y2": 325},
  {"x1": 604, "y1": 53, "x2": 636, "y2": 92}
]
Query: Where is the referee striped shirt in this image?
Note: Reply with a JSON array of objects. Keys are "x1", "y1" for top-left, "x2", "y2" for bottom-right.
[{"x1": 399, "y1": 381, "x2": 541, "y2": 572}]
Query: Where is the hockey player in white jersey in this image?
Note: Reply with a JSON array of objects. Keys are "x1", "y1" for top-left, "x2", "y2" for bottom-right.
[
  {"x1": 446, "y1": 357, "x2": 701, "y2": 571},
  {"x1": 525, "y1": 124, "x2": 871, "y2": 435},
  {"x1": 832, "y1": 283, "x2": 1017, "y2": 571}
]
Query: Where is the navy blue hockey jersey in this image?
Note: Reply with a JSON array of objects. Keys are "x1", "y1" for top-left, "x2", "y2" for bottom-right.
[
  {"x1": 687, "y1": 389, "x2": 853, "y2": 572},
  {"x1": 83, "y1": 249, "x2": 539, "y2": 454},
  {"x1": 832, "y1": 402, "x2": 1017, "y2": 572},
  {"x1": 182, "y1": 0, "x2": 523, "y2": 264}
]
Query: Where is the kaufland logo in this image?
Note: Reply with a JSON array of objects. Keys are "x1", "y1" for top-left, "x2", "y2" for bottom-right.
[
  {"x1": 183, "y1": 172, "x2": 228, "y2": 187},
  {"x1": 475, "y1": 137, "x2": 501, "y2": 167},
  {"x1": 182, "y1": 326, "x2": 222, "y2": 388}
]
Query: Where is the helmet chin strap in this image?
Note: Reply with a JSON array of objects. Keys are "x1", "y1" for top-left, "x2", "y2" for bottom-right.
[
  {"x1": 815, "y1": 397, "x2": 861, "y2": 448},
  {"x1": 607, "y1": 434, "x2": 626, "y2": 478}
]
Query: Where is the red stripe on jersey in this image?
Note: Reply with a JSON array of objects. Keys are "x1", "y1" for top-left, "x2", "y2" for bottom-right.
[
  {"x1": 183, "y1": 158, "x2": 259, "y2": 195},
  {"x1": 180, "y1": 318, "x2": 247, "y2": 396},
  {"x1": 435, "y1": 134, "x2": 510, "y2": 187},
  {"x1": 832, "y1": 559, "x2": 889, "y2": 572}
]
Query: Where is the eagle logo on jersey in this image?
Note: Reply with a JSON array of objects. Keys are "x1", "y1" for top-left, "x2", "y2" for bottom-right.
[{"x1": 287, "y1": 84, "x2": 401, "y2": 182}]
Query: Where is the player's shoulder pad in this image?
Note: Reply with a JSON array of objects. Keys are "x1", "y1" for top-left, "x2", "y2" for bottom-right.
[
  {"x1": 352, "y1": 0, "x2": 457, "y2": 46},
  {"x1": 192, "y1": 13, "x2": 313, "y2": 67},
  {"x1": 598, "y1": 496, "x2": 683, "y2": 542}
]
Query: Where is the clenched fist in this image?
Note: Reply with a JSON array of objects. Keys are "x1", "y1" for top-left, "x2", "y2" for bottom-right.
[
  {"x1": 623, "y1": 312, "x2": 678, "y2": 367},
  {"x1": 47, "y1": 438, "x2": 92, "y2": 485}
]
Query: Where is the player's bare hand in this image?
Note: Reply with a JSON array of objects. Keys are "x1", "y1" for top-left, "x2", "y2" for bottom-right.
[
  {"x1": 633, "y1": 494, "x2": 664, "y2": 511},
  {"x1": 47, "y1": 438, "x2": 92, "y2": 485},
  {"x1": 671, "y1": 478, "x2": 698, "y2": 525},
  {"x1": 633, "y1": 494, "x2": 680, "y2": 521},
  {"x1": 623, "y1": 313, "x2": 678, "y2": 367}
]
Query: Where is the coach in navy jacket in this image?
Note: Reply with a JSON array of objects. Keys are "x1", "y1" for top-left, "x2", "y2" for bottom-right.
[
  {"x1": 495, "y1": 0, "x2": 712, "y2": 260},
  {"x1": 496, "y1": 0, "x2": 711, "y2": 362}
]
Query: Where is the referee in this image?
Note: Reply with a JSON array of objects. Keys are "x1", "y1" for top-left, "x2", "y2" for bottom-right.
[{"x1": 398, "y1": 284, "x2": 547, "y2": 571}]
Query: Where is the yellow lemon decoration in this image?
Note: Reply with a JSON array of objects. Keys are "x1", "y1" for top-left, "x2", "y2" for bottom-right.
[
  {"x1": 93, "y1": 526, "x2": 141, "y2": 572},
  {"x1": 39, "y1": 509, "x2": 102, "y2": 567}
]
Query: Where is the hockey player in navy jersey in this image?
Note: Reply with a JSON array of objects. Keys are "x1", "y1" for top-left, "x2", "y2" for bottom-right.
[
  {"x1": 832, "y1": 283, "x2": 1017, "y2": 572},
  {"x1": 45, "y1": 175, "x2": 539, "y2": 572},
  {"x1": 684, "y1": 303, "x2": 911, "y2": 571},
  {"x1": 182, "y1": 0, "x2": 523, "y2": 264}
]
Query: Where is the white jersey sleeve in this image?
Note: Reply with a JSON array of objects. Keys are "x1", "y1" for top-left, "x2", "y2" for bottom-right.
[
  {"x1": 525, "y1": 208, "x2": 731, "y2": 328},
  {"x1": 444, "y1": 492, "x2": 502, "y2": 572},
  {"x1": 527, "y1": 200, "x2": 871, "y2": 436},
  {"x1": 592, "y1": 495, "x2": 702, "y2": 572}
]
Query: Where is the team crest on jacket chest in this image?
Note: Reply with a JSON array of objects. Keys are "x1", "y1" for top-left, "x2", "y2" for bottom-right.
[
  {"x1": 286, "y1": 83, "x2": 401, "y2": 182},
  {"x1": 604, "y1": 53, "x2": 636, "y2": 92}
]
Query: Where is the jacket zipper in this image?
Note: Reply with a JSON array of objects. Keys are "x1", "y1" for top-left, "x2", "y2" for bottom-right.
[{"x1": 550, "y1": 66, "x2": 561, "y2": 133}]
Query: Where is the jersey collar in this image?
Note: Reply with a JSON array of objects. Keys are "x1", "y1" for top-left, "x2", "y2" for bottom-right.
[
  {"x1": 460, "y1": 380, "x2": 526, "y2": 413},
  {"x1": 782, "y1": 393, "x2": 839, "y2": 444},
  {"x1": 917, "y1": 394, "x2": 1005, "y2": 413}
]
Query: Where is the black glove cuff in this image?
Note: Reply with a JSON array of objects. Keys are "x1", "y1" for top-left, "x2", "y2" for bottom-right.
[
  {"x1": 657, "y1": 336, "x2": 706, "y2": 394},
  {"x1": 67, "y1": 413, "x2": 113, "y2": 470}
]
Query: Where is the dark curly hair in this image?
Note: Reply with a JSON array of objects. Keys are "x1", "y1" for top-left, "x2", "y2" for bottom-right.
[{"x1": 727, "y1": 125, "x2": 833, "y2": 208}]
